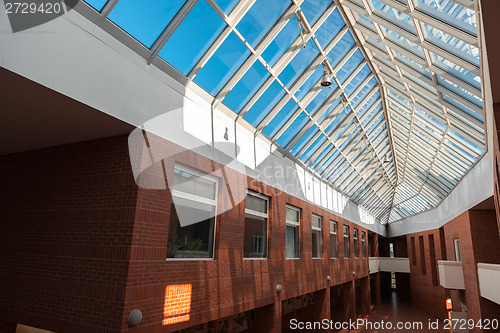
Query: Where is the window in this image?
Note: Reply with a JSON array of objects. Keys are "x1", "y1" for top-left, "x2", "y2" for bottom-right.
[
  {"x1": 454, "y1": 238, "x2": 461, "y2": 261},
  {"x1": 330, "y1": 221, "x2": 338, "y2": 259},
  {"x1": 244, "y1": 193, "x2": 269, "y2": 258},
  {"x1": 167, "y1": 166, "x2": 218, "y2": 259},
  {"x1": 361, "y1": 231, "x2": 366, "y2": 258},
  {"x1": 429, "y1": 234, "x2": 438, "y2": 286},
  {"x1": 411, "y1": 237, "x2": 417, "y2": 265},
  {"x1": 353, "y1": 229, "x2": 359, "y2": 258},
  {"x1": 312, "y1": 214, "x2": 322, "y2": 258},
  {"x1": 286, "y1": 206, "x2": 300, "y2": 259},
  {"x1": 419, "y1": 235, "x2": 426, "y2": 275},
  {"x1": 343, "y1": 225, "x2": 350, "y2": 258}
]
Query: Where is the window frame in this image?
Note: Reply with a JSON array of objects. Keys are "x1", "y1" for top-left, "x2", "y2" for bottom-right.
[
  {"x1": 312, "y1": 214, "x2": 322, "y2": 259},
  {"x1": 243, "y1": 191, "x2": 270, "y2": 260},
  {"x1": 353, "y1": 228, "x2": 359, "y2": 258},
  {"x1": 454, "y1": 237, "x2": 461, "y2": 261},
  {"x1": 286, "y1": 205, "x2": 301, "y2": 259},
  {"x1": 330, "y1": 220, "x2": 338, "y2": 259},
  {"x1": 166, "y1": 164, "x2": 219, "y2": 261},
  {"x1": 361, "y1": 231, "x2": 366, "y2": 258},
  {"x1": 343, "y1": 225, "x2": 350, "y2": 259}
]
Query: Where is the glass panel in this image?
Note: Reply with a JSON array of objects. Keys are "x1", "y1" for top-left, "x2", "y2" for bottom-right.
[
  {"x1": 167, "y1": 202, "x2": 216, "y2": 259},
  {"x1": 343, "y1": 225, "x2": 350, "y2": 258},
  {"x1": 290, "y1": 125, "x2": 318, "y2": 155},
  {"x1": 108, "y1": 0, "x2": 185, "y2": 48},
  {"x1": 279, "y1": 39, "x2": 319, "y2": 87},
  {"x1": 429, "y1": 52, "x2": 481, "y2": 90},
  {"x1": 312, "y1": 214, "x2": 322, "y2": 229},
  {"x1": 371, "y1": 0, "x2": 416, "y2": 34},
  {"x1": 437, "y1": 76, "x2": 482, "y2": 107},
  {"x1": 351, "y1": 77, "x2": 377, "y2": 110},
  {"x1": 84, "y1": 0, "x2": 107, "y2": 11},
  {"x1": 173, "y1": 168, "x2": 217, "y2": 200},
  {"x1": 312, "y1": 230, "x2": 322, "y2": 258},
  {"x1": 414, "y1": 0, "x2": 477, "y2": 35},
  {"x1": 214, "y1": 0, "x2": 239, "y2": 15},
  {"x1": 194, "y1": 32, "x2": 251, "y2": 95},
  {"x1": 421, "y1": 22, "x2": 479, "y2": 65},
  {"x1": 262, "y1": 16, "x2": 300, "y2": 67},
  {"x1": 160, "y1": 0, "x2": 226, "y2": 75},
  {"x1": 276, "y1": 112, "x2": 310, "y2": 147},
  {"x1": 330, "y1": 232, "x2": 337, "y2": 258},
  {"x1": 344, "y1": 65, "x2": 371, "y2": 97},
  {"x1": 286, "y1": 206, "x2": 300, "y2": 223},
  {"x1": 243, "y1": 81, "x2": 287, "y2": 126},
  {"x1": 317, "y1": 9, "x2": 345, "y2": 50},
  {"x1": 262, "y1": 100, "x2": 299, "y2": 138},
  {"x1": 311, "y1": 143, "x2": 334, "y2": 169},
  {"x1": 223, "y1": 61, "x2": 270, "y2": 112},
  {"x1": 296, "y1": 66, "x2": 326, "y2": 101},
  {"x1": 286, "y1": 225, "x2": 300, "y2": 258},
  {"x1": 245, "y1": 193, "x2": 267, "y2": 214},
  {"x1": 236, "y1": 0, "x2": 289, "y2": 48},
  {"x1": 301, "y1": 0, "x2": 330, "y2": 26},
  {"x1": 244, "y1": 214, "x2": 267, "y2": 258},
  {"x1": 336, "y1": 49, "x2": 365, "y2": 84},
  {"x1": 300, "y1": 134, "x2": 327, "y2": 162},
  {"x1": 326, "y1": 31, "x2": 356, "y2": 68}
]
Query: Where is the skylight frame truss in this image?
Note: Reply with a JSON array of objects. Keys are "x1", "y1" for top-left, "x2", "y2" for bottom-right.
[{"x1": 76, "y1": 0, "x2": 486, "y2": 224}]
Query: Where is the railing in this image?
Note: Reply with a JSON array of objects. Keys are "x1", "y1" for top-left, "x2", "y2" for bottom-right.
[
  {"x1": 369, "y1": 257, "x2": 379, "y2": 273},
  {"x1": 477, "y1": 263, "x2": 500, "y2": 305},
  {"x1": 437, "y1": 260, "x2": 465, "y2": 290},
  {"x1": 368, "y1": 257, "x2": 410, "y2": 273}
]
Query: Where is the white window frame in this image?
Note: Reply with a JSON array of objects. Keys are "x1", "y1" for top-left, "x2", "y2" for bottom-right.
[
  {"x1": 454, "y1": 238, "x2": 461, "y2": 261},
  {"x1": 361, "y1": 231, "x2": 366, "y2": 258},
  {"x1": 167, "y1": 164, "x2": 219, "y2": 261},
  {"x1": 344, "y1": 225, "x2": 350, "y2": 259},
  {"x1": 286, "y1": 205, "x2": 301, "y2": 259},
  {"x1": 244, "y1": 191, "x2": 269, "y2": 260},
  {"x1": 330, "y1": 220, "x2": 338, "y2": 259},
  {"x1": 312, "y1": 214, "x2": 322, "y2": 259},
  {"x1": 353, "y1": 228, "x2": 359, "y2": 258}
]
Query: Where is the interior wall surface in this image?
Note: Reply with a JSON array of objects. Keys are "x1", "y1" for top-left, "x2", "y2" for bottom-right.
[
  {"x1": 0, "y1": 6, "x2": 385, "y2": 235},
  {"x1": 0, "y1": 132, "x2": 374, "y2": 332},
  {"x1": 406, "y1": 210, "x2": 500, "y2": 332}
]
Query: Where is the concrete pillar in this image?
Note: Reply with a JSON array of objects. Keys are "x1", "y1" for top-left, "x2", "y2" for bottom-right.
[{"x1": 313, "y1": 288, "x2": 331, "y2": 332}]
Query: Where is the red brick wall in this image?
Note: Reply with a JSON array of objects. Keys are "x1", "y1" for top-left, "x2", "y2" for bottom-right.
[
  {"x1": 406, "y1": 228, "x2": 447, "y2": 320},
  {"x1": 0, "y1": 135, "x2": 137, "y2": 332},
  {"x1": 0, "y1": 132, "x2": 373, "y2": 332},
  {"x1": 493, "y1": 103, "x2": 500, "y2": 236},
  {"x1": 122, "y1": 133, "x2": 370, "y2": 332},
  {"x1": 407, "y1": 210, "x2": 500, "y2": 332}
]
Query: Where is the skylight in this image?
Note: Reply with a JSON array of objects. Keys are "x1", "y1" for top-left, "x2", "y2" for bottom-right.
[{"x1": 80, "y1": 0, "x2": 486, "y2": 224}]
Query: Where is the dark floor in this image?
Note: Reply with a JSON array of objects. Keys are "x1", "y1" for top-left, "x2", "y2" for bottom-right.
[{"x1": 341, "y1": 292, "x2": 447, "y2": 333}]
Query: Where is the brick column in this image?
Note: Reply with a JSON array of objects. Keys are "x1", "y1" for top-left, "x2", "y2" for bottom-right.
[
  {"x1": 343, "y1": 281, "x2": 356, "y2": 321},
  {"x1": 253, "y1": 296, "x2": 282, "y2": 332},
  {"x1": 314, "y1": 288, "x2": 331, "y2": 332},
  {"x1": 359, "y1": 277, "x2": 371, "y2": 314},
  {"x1": 372, "y1": 273, "x2": 382, "y2": 305}
]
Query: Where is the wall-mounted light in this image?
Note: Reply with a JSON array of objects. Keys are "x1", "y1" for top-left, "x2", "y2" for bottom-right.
[{"x1": 128, "y1": 309, "x2": 143, "y2": 327}]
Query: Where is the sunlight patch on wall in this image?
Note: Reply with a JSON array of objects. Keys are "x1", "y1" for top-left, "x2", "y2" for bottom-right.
[{"x1": 163, "y1": 284, "x2": 192, "y2": 326}]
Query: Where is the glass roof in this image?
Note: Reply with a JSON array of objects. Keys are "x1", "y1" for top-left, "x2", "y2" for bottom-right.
[{"x1": 81, "y1": 0, "x2": 486, "y2": 224}]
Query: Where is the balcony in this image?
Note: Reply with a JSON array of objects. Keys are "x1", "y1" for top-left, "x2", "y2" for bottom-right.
[
  {"x1": 368, "y1": 257, "x2": 410, "y2": 273},
  {"x1": 477, "y1": 263, "x2": 500, "y2": 305},
  {"x1": 437, "y1": 260, "x2": 465, "y2": 290},
  {"x1": 379, "y1": 257, "x2": 410, "y2": 273},
  {"x1": 369, "y1": 257, "x2": 379, "y2": 273}
]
